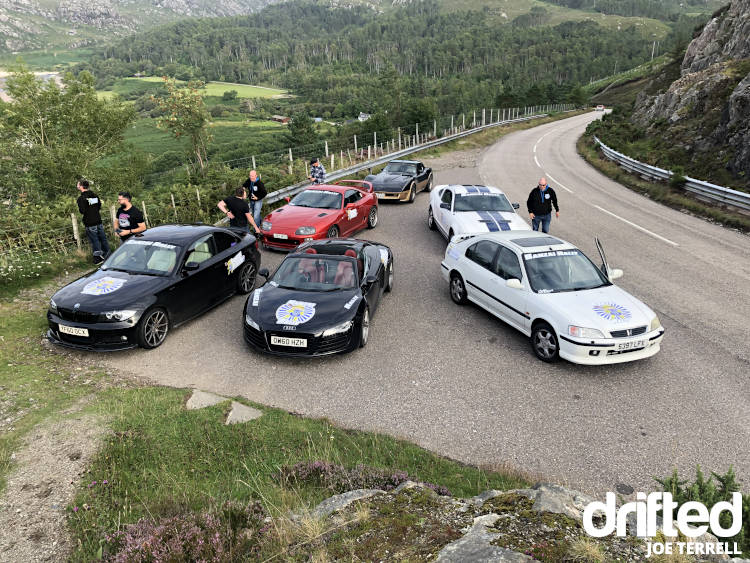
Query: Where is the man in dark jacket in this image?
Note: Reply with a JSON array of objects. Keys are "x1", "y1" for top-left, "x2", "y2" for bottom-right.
[
  {"x1": 242, "y1": 169, "x2": 267, "y2": 227},
  {"x1": 76, "y1": 179, "x2": 110, "y2": 263},
  {"x1": 526, "y1": 177, "x2": 560, "y2": 233}
]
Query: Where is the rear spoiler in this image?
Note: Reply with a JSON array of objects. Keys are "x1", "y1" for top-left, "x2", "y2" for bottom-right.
[{"x1": 334, "y1": 179, "x2": 374, "y2": 193}]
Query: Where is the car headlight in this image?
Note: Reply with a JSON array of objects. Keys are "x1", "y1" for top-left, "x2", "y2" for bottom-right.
[
  {"x1": 245, "y1": 313, "x2": 260, "y2": 331},
  {"x1": 261, "y1": 221, "x2": 272, "y2": 231},
  {"x1": 568, "y1": 325, "x2": 605, "y2": 339},
  {"x1": 49, "y1": 298, "x2": 58, "y2": 314},
  {"x1": 295, "y1": 226, "x2": 316, "y2": 236},
  {"x1": 322, "y1": 320, "x2": 353, "y2": 337},
  {"x1": 102, "y1": 310, "x2": 136, "y2": 322},
  {"x1": 650, "y1": 315, "x2": 661, "y2": 331}
]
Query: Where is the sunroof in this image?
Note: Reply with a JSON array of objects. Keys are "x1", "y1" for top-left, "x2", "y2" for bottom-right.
[{"x1": 511, "y1": 236, "x2": 563, "y2": 247}]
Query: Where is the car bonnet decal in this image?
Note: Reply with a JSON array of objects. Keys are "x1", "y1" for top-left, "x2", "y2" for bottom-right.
[
  {"x1": 477, "y1": 186, "x2": 490, "y2": 194},
  {"x1": 252, "y1": 288, "x2": 263, "y2": 306},
  {"x1": 593, "y1": 303, "x2": 632, "y2": 323},
  {"x1": 487, "y1": 211, "x2": 511, "y2": 231},
  {"x1": 344, "y1": 295, "x2": 360, "y2": 310},
  {"x1": 276, "y1": 300, "x2": 316, "y2": 325},
  {"x1": 81, "y1": 277, "x2": 126, "y2": 296},
  {"x1": 476, "y1": 211, "x2": 500, "y2": 232},
  {"x1": 379, "y1": 248, "x2": 389, "y2": 265}
]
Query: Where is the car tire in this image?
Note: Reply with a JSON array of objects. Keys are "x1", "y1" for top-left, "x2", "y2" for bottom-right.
[
  {"x1": 359, "y1": 306, "x2": 370, "y2": 347},
  {"x1": 424, "y1": 174, "x2": 433, "y2": 192},
  {"x1": 236, "y1": 260, "x2": 257, "y2": 294},
  {"x1": 385, "y1": 260, "x2": 394, "y2": 292},
  {"x1": 367, "y1": 206, "x2": 378, "y2": 229},
  {"x1": 427, "y1": 206, "x2": 437, "y2": 231},
  {"x1": 449, "y1": 272, "x2": 468, "y2": 305},
  {"x1": 137, "y1": 308, "x2": 169, "y2": 349},
  {"x1": 327, "y1": 225, "x2": 339, "y2": 238},
  {"x1": 531, "y1": 322, "x2": 560, "y2": 363},
  {"x1": 408, "y1": 183, "x2": 416, "y2": 203}
]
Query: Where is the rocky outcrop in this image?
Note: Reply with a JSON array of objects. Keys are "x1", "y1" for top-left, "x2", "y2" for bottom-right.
[{"x1": 631, "y1": 0, "x2": 750, "y2": 181}]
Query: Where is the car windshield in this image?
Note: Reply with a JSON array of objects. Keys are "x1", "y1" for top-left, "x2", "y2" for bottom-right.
[
  {"x1": 101, "y1": 239, "x2": 180, "y2": 276},
  {"x1": 384, "y1": 163, "x2": 417, "y2": 175},
  {"x1": 522, "y1": 249, "x2": 610, "y2": 293},
  {"x1": 454, "y1": 194, "x2": 514, "y2": 212},
  {"x1": 290, "y1": 190, "x2": 342, "y2": 209},
  {"x1": 271, "y1": 256, "x2": 358, "y2": 291}
]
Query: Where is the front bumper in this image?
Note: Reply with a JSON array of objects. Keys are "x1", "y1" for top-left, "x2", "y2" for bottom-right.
[
  {"x1": 47, "y1": 312, "x2": 138, "y2": 351},
  {"x1": 261, "y1": 233, "x2": 318, "y2": 251},
  {"x1": 375, "y1": 187, "x2": 410, "y2": 202},
  {"x1": 558, "y1": 329, "x2": 665, "y2": 365},
  {"x1": 243, "y1": 322, "x2": 357, "y2": 356}
]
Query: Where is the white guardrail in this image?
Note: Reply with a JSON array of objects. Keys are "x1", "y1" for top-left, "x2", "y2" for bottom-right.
[
  {"x1": 594, "y1": 136, "x2": 750, "y2": 212},
  {"x1": 264, "y1": 112, "x2": 551, "y2": 205}
]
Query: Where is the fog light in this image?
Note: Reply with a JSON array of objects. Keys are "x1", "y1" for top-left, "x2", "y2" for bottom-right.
[
  {"x1": 589, "y1": 350, "x2": 600, "y2": 356},
  {"x1": 304, "y1": 237, "x2": 314, "y2": 242},
  {"x1": 121, "y1": 336, "x2": 128, "y2": 341}
]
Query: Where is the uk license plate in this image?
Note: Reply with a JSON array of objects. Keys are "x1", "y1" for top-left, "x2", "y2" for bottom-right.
[
  {"x1": 616, "y1": 339, "x2": 645, "y2": 351},
  {"x1": 375, "y1": 193, "x2": 382, "y2": 199},
  {"x1": 273, "y1": 233, "x2": 288, "y2": 240},
  {"x1": 58, "y1": 324, "x2": 89, "y2": 337},
  {"x1": 271, "y1": 335, "x2": 306, "y2": 347}
]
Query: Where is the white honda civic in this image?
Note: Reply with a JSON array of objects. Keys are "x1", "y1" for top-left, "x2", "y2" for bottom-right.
[
  {"x1": 428, "y1": 184, "x2": 529, "y2": 240},
  {"x1": 441, "y1": 231, "x2": 664, "y2": 365}
]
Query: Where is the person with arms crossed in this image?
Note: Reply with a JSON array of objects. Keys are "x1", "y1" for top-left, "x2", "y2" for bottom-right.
[
  {"x1": 242, "y1": 170, "x2": 267, "y2": 228},
  {"x1": 114, "y1": 192, "x2": 147, "y2": 243},
  {"x1": 76, "y1": 179, "x2": 110, "y2": 264},
  {"x1": 217, "y1": 187, "x2": 260, "y2": 233},
  {"x1": 526, "y1": 177, "x2": 559, "y2": 233}
]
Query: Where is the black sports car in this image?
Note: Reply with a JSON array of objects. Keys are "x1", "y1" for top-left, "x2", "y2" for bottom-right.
[
  {"x1": 47, "y1": 224, "x2": 260, "y2": 351},
  {"x1": 364, "y1": 159, "x2": 433, "y2": 203},
  {"x1": 243, "y1": 238, "x2": 393, "y2": 356}
]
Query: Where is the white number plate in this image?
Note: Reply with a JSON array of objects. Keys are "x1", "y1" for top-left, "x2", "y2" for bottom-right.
[
  {"x1": 271, "y1": 335, "x2": 307, "y2": 347},
  {"x1": 375, "y1": 193, "x2": 382, "y2": 199},
  {"x1": 616, "y1": 339, "x2": 645, "y2": 351},
  {"x1": 58, "y1": 324, "x2": 89, "y2": 337},
  {"x1": 273, "y1": 233, "x2": 288, "y2": 240}
]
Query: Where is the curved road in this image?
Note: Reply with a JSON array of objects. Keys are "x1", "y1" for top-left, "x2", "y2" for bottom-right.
[{"x1": 95, "y1": 112, "x2": 750, "y2": 496}]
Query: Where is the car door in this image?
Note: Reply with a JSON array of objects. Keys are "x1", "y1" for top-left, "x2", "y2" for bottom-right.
[
  {"x1": 211, "y1": 230, "x2": 243, "y2": 297},
  {"x1": 342, "y1": 190, "x2": 364, "y2": 235},
  {"x1": 416, "y1": 163, "x2": 429, "y2": 190},
  {"x1": 361, "y1": 245, "x2": 383, "y2": 312},
  {"x1": 461, "y1": 240, "x2": 499, "y2": 312},
  {"x1": 438, "y1": 188, "x2": 453, "y2": 237},
  {"x1": 490, "y1": 245, "x2": 529, "y2": 331},
  {"x1": 167, "y1": 234, "x2": 224, "y2": 323}
]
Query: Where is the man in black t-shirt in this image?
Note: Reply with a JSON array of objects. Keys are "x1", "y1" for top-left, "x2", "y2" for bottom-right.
[
  {"x1": 242, "y1": 170, "x2": 267, "y2": 227},
  {"x1": 114, "y1": 191, "x2": 147, "y2": 243},
  {"x1": 76, "y1": 179, "x2": 110, "y2": 263},
  {"x1": 217, "y1": 187, "x2": 260, "y2": 233}
]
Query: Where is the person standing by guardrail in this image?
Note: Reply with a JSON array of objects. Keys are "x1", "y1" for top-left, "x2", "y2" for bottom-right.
[
  {"x1": 242, "y1": 169, "x2": 267, "y2": 228},
  {"x1": 217, "y1": 187, "x2": 260, "y2": 234},
  {"x1": 309, "y1": 157, "x2": 326, "y2": 184},
  {"x1": 526, "y1": 177, "x2": 559, "y2": 233},
  {"x1": 76, "y1": 179, "x2": 110, "y2": 264},
  {"x1": 114, "y1": 191, "x2": 147, "y2": 243}
]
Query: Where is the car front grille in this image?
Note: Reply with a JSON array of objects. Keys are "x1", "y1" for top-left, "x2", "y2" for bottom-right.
[
  {"x1": 609, "y1": 326, "x2": 647, "y2": 338},
  {"x1": 317, "y1": 328, "x2": 353, "y2": 354},
  {"x1": 244, "y1": 325, "x2": 267, "y2": 349},
  {"x1": 57, "y1": 308, "x2": 100, "y2": 323}
]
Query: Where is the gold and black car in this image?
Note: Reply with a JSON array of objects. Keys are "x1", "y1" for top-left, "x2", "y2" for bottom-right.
[{"x1": 364, "y1": 160, "x2": 433, "y2": 203}]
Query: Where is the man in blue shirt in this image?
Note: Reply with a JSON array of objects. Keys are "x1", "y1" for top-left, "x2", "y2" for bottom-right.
[{"x1": 526, "y1": 177, "x2": 560, "y2": 233}]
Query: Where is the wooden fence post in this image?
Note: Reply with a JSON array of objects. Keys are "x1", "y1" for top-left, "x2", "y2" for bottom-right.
[
  {"x1": 110, "y1": 205, "x2": 117, "y2": 233},
  {"x1": 171, "y1": 193, "x2": 177, "y2": 219},
  {"x1": 330, "y1": 153, "x2": 334, "y2": 170},
  {"x1": 71, "y1": 213, "x2": 81, "y2": 250},
  {"x1": 142, "y1": 201, "x2": 149, "y2": 228},
  {"x1": 373, "y1": 131, "x2": 377, "y2": 150},
  {"x1": 305, "y1": 161, "x2": 309, "y2": 178},
  {"x1": 288, "y1": 148, "x2": 293, "y2": 175},
  {"x1": 252, "y1": 156, "x2": 256, "y2": 169},
  {"x1": 433, "y1": 119, "x2": 437, "y2": 137},
  {"x1": 347, "y1": 149, "x2": 352, "y2": 166},
  {"x1": 354, "y1": 135, "x2": 357, "y2": 153},
  {"x1": 196, "y1": 188, "x2": 201, "y2": 208},
  {"x1": 367, "y1": 145, "x2": 371, "y2": 159},
  {"x1": 325, "y1": 140, "x2": 329, "y2": 157}
]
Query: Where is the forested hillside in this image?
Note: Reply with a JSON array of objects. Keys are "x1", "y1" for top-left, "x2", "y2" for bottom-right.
[{"x1": 540, "y1": 0, "x2": 724, "y2": 19}]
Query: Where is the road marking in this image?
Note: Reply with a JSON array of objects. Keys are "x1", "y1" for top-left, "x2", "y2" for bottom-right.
[
  {"x1": 534, "y1": 155, "x2": 541, "y2": 168},
  {"x1": 545, "y1": 173, "x2": 574, "y2": 193},
  {"x1": 593, "y1": 205, "x2": 679, "y2": 246}
]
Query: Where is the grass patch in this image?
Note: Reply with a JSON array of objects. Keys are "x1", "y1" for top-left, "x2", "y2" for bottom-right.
[
  {"x1": 0, "y1": 251, "x2": 90, "y2": 301},
  {"x1": 578, "y1": 135, "x2": 750, "y2": 233},
  {"x1": 68, "y1": 387, "x2": 529, "y2": 561},
  {"x1": 99, "y1": 77, "x2": 286, "y2": 100}
]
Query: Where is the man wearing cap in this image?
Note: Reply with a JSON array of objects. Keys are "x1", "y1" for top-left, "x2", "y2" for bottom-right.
[{"x1": 308, "y1": 157, "x2": 326, "y2": 184}]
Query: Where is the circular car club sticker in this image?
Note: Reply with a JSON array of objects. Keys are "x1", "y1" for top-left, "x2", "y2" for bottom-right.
[
  {"x1": 275, "y1": 300, "x2": 316, "y2": 326},
  {"x1": 81, "y1": 277, "x2": 127, "y2": 296},
  {"x1": 593, "y1": 303, "x2": 632, "y2": 323}
]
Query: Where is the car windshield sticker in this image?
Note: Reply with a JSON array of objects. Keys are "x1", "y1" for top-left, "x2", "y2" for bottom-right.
[
  {"x1": 346, "y1": 208, "x2": 358, "y2": 220},
  {"x1": 125, "y1": 240, "x2": 177, "y2": 250},
  {"x1": 488, "y1": 211, "x2": 511, "y2": 231},
  {"x1": 276, "y1": 300, "x2": 316, "y2": 325},
  {"x1": 379, "y1": 248, "x2": 388, "y2": 265},
  {"x1": 152, "y1": 242, "x2": 177, "y2": 249},
  {"x1": 593, "y1": 303, "x2": 632, "y2": 323},
  {"x1": 477, "y1": 186, "x2": 490, "y2": 194},
  {"x1": 308, "y1": 190, "x2": 339, "y2": 196},
  {"x1": 252, "y1": 288, "x2": 263, "y2": 306},
  {"x1": 525, "y1": 250, "x2": 579, "y2": 260},
  {"x1": 81, "y1": 277, "x2": 126, "y2": 296},
  {"x1": 226, "y1": 251, "x2": 245, "y2": 274},
  {"x1": 344, "y1": 295, "x2": 360, "y2": 310},
  {"x1": 476, "y1": 211, "x2": 500, "y2": 232}
]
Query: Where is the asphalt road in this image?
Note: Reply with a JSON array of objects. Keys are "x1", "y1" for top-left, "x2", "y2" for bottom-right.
[{"x1": 94, "y1": 111, "x2": 750, "y2": 497}]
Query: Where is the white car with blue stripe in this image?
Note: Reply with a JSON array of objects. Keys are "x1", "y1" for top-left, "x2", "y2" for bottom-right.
[
  {"x1": 428, "y1": 184, "x2": 529, "y2": 240},
  {"x1": 441, "y1": 231, "x2": 664, "y2": 365}
]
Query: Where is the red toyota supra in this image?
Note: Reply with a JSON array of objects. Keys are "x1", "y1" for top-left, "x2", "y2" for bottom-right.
[{"x1": 260, "y1": 181, "x2": 378, "y2": 251}]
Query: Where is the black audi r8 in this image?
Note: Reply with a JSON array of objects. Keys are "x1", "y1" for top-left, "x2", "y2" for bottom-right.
[
  {"x1": 47, "y1": 224, "x2": 260, "y2": 351},
  {"x1": 364, "y1": 159, "x2": 433, "y2": 203},
  {"x1": 243, "y1": 238, "x2": 393, "y2": 356}
]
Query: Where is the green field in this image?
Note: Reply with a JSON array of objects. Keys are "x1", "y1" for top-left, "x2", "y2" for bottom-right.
[
  {"x1": 0, "y1": 48, "x2": 95, "y2": 71},
  {"x1": 99, "y1": 77, "x2": 287, "y2": 100}
]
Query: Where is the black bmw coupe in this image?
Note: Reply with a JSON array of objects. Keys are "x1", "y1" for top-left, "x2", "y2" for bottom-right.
[
  {"x1": 47, "y1": 224, "x2": 260, "y2": 351},
  {"x1": 243, "y1": 238, "x2": 393, "y2": 356}
]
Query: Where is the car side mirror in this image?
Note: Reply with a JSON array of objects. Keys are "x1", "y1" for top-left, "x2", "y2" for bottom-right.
[
  {"x1": 512, "y1": 202, "x2": 520, "y2": 209},
  {"x1": 259, "y1": 268, "x2": 270, "y2": 279},
  {"x1": 609, "y1": 268, "x2": 623, "y2": 281},
  {"x1": 506, "y1": 278, "x2": 523, "y2": 290},
  {"x1": 440, "y1": 202, "x2": 450, "y2": 210},
  {"x1": 183, "y1": 261, "x2": 199, "y2": 272},
  {"x1": 364, "y1": 275, "x2": 378, "y2": 285},
  {"x1": 284, "y1": 197, "x2": 291, "y2": 203}
]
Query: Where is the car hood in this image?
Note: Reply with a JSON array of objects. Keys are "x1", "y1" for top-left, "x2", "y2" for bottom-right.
[
  {"x1": 368, "y1": 173, "x2": 411, "y2": 189},
  {"x1": 247, "y1": 283, "x2": 361, "y2": 333},
  {"x1": 453, "y1": 211, "x2": 530, "y2": 233},
  {"x1": 265, "y1": 206, "x2": 337, "y2": 230},
  {"x1": 51, "y1": 269, "x2": 170, "y2": 312},
  {"x1": 541, "y1": 284, "x2": 656, "y2": 334}
]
